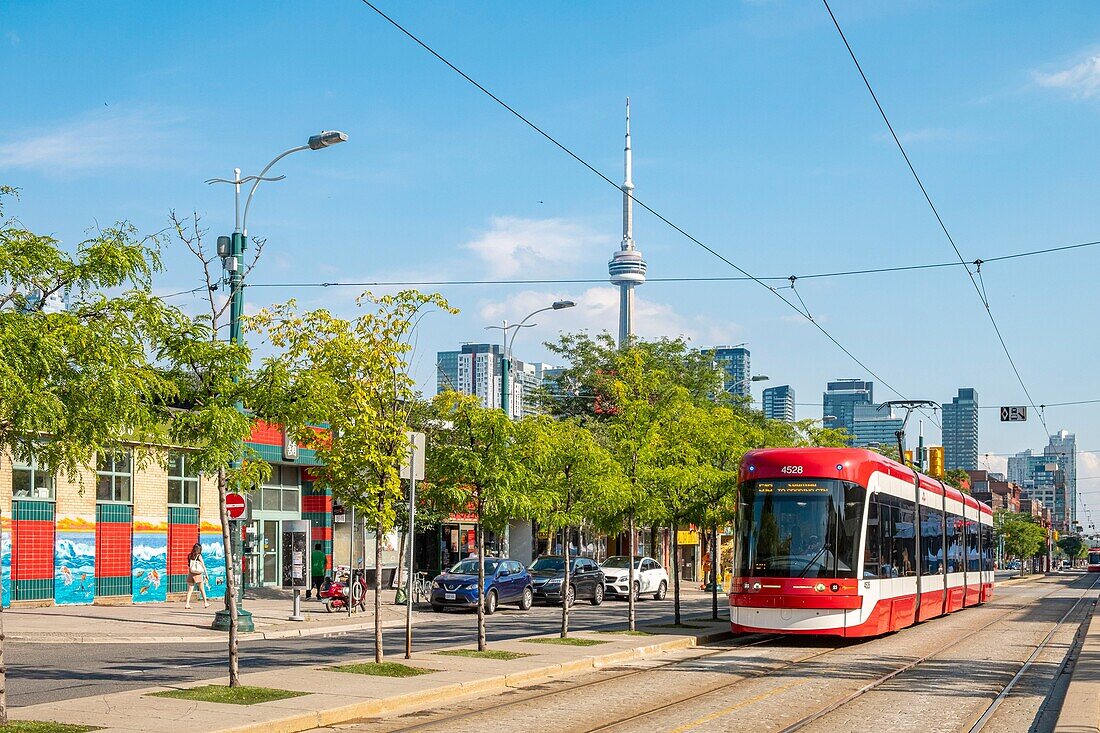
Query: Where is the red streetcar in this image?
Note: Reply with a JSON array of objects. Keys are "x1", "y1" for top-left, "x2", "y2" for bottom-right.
[
  {"x1": 1086, "y1": 548, "x2": 1100, "y2": 572},
  {"x1": 731, "y1": 447, "x2": 995, "y2": 637}
]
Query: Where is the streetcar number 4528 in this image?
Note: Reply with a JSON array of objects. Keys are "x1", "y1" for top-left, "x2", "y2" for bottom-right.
[{"x1": 780, "y1": 465, "x2": 803, "y2": 474}]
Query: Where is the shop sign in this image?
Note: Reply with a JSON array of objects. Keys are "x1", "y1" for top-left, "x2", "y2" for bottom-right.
[
  {"x1": 676, "y1": 530, "x2": 699, "y2": 545},
  {"x1": 283, "y1": 431, "x2": 299, "y2": 461}
]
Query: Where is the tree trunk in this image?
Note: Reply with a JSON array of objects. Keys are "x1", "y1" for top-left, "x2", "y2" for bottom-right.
[
  {"x1": 627, "y1": 512, "x2": 636, "y2": 631},
  {"x1": 711, "y1": 524, "x2": 719, "y2": 621},
  {"x1": 561, "y1": 526, "x2": 570, "y2": 638},
  {"x1": 374, "y1": 517, "x2": 384, "y2": 663},
  {"x1": 476, "y1": 501, "x2": 486, "y2": 651},
  {"x1": 218, "y1": 467, "x2": 240, "y2": 687},
  {"x1": 672, "y1": 522, "x2": 681, "y2": 626}
]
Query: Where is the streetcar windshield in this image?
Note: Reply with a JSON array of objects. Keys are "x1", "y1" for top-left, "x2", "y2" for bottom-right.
[
  {"x1": 1089, "y1": 551, "x2": 1100, "y2": 566},
  {"x1": 735, "y1": 478, "x2": 866, "y2": 579}
]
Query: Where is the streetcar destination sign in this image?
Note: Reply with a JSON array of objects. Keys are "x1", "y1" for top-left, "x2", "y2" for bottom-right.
[{"x1": 1000, "y1": 406, "x2": 1027, "y2": 422}]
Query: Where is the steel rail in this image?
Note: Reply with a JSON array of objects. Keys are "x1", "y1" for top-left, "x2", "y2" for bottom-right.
[
  {"x1": 778, "y1": 574, "x2": 1100, "y2": 733},
  {"x1": 968, "y1": 575, "x2": 1099, "y2": 732}
]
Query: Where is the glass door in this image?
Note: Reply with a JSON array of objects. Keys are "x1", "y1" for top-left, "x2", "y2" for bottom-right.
[{"x1": 261, "y1": 520, "x2": 280, "y2": 586}]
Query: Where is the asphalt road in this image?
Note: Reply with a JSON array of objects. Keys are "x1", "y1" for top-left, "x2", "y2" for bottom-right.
[{"x1": 10, "y1": 591, "x2": 720, "y2": 708}]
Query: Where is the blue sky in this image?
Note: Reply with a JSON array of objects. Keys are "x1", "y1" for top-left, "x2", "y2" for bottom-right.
[{"x1": 4, "y1": 1, "x2": 1100, "y2": 515}]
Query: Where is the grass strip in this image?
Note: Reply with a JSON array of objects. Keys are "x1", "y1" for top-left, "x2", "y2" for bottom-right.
[
  {"x1": 0, "y1": 724, "x2": 101, "y2": 733},
  {"x1": 524, "y1": 637, "x2": 609, "y2": 647},
  {"x1": 149, "y1": 684, "x2": 308, "y2": 705},
  {"x1": 435, "y1": 649, "x2": 533, "y2": 660},
  {"x1": 331, "y1": 661, "x2": 435, "y2": 677}
]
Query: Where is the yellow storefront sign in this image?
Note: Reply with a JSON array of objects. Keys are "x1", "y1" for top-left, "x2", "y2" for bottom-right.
[{"x1": 676, "y1": 530, "x2": 698, "y2": 545}]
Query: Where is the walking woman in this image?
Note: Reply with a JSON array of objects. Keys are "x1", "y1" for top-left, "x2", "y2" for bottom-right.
[{"x1": 186, "y1": 542, "x2": 210, "y2": 609}]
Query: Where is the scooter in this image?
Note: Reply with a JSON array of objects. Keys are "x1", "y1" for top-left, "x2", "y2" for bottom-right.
[{"x1": 320, "y1": 568, "x2": 367, "y2": 613}]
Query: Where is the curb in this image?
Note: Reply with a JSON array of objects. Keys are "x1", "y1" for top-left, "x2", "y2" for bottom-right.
[
  {"x1": 215, "y1": 628, "x2": 731, "y2": 733},
  {"x1": 8, "y1": 615, "x2": 416, "y2": 645}
]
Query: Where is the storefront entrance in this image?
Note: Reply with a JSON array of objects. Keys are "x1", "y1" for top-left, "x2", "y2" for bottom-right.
[{"x1": 244, "y1": 519, "x2": 285, "y2": 588}]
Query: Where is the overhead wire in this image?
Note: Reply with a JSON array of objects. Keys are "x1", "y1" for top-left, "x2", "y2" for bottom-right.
[{"x1": 821, "y1": 0, "x2": 1049, "y2": 439}]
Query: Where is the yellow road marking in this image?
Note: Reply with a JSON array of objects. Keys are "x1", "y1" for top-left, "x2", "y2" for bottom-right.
[{"x1": 670, "y1": 680, "x2": 804, "y2": 733}]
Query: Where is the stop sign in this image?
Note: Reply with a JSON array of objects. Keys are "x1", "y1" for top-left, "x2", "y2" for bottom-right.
[{"x1": 225, "y1": 493, "x2": 247, "y2": 520}]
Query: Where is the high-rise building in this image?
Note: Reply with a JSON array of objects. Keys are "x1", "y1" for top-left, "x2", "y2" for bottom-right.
[
  {"x1": 851, "y1": 403, "x2": 904, "y2": 448},
  {"x1": 763, "y1": 385, "x2": 795, "y2": 422},
  {"x1": 1046, "y1": 430, "x2": 1077, "y2": 526},
  {"x1": 1009, "y1": 448, "x2": 1071, "y2": 532},
  {"x1": 942, "y1": 388, "x2": 979, "y2": 470},
  {"x1": 436, "y1": 344, "x2": 552, "y2": 419},
  {"x1": 708, "y1": 346, "x2": 751, "y2": 397},
  {"x1": 823, "y1": 379, "x2": 874, "y2": 439},
  {"x1": 608, "y1": 99, "x2": 647, "y2": 347}
]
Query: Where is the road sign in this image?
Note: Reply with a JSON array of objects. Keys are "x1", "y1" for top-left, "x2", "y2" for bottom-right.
[
  {"x1": 1000, "y1": 406, "x2": 1028, "y2": 422},
  {"x1": 226, "y1": 492, "x2": 248, "y2": 520},
  {"x1": 402, "y1": 431, "x2": 426, "y2": 481}
]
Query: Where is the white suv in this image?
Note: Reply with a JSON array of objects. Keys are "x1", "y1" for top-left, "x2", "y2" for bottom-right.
[{"x1": 601, "y1": 555, "x2": 668, "y2": 600}]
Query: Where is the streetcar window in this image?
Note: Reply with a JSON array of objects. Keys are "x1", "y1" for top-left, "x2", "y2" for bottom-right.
[
  {"x1": 946, "y1": 514, "x2": 963, "y2": 573},
  {"x1": 981, "y1": 524, "x2": 994, "y2": 572},
  {"x1": 966, "y1": 520, "x2": 980, "y2": 573},
  {"x1": 734, "y1": 479, "x2": 864, "y2": 579},
  {"x1": 879, "y1": 495, "x2": 917, "y2": 578},
  {"x1": 919, "y1": 506, "x2": 944, "y2": 575},
  {"x1": 863, "y1": 501, "x2": 881, "y2": 578}
]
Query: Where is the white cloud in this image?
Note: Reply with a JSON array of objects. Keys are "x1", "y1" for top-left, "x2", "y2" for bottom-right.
[
  {"x1": 0, "y1": 106, "x2": 183, "y2": 174},
  {"x1": 980, "y1": 453, "x2": 1008, "y2": 476},
  {"x1": 1034, "y1": 54, "x2": 1100, "y2": 98},
  {"x1": 478, "y1": 286, "x2": 739, "y2": 349},
  {"x1": 463, "y1": 216, "x2": 610, "y2": 278}
]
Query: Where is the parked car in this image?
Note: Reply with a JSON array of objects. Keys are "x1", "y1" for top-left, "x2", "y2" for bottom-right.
[
  {"x1": 601, "y1": 555, "x2": 668, "y2": 600},
  {"x1": 430, "y1": 557, "x2": 533, "y2": 614},
  {"x1": 528, "y1": 555, "x2": 605, "y2": 606}
]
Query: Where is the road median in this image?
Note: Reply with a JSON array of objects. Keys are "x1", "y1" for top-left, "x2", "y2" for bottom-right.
[{"x1": 13, "y1": 621, "x2": 732, "y2": 732}]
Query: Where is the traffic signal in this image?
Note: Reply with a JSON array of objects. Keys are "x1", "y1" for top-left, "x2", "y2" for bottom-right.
[{"x1": 928, "y1": 446, "x2": 945, "y2": 478}]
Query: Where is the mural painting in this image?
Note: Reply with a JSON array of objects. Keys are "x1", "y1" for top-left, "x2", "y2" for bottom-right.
[{"x1": 55, "y1": 515, "x2": 95, "y2": 605}]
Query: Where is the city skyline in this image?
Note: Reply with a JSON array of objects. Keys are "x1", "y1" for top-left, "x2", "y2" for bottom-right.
[{"x1": 4, "y1": 2, "x2": 1099, "y2": 499}]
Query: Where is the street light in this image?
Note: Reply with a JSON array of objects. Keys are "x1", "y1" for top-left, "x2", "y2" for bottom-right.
[
  {"x1": 207, "y1": 130, "x2": 348, "y2": 633},
  {"x1": 485, "y1": 300, "x2": 576, "y2": 417}
]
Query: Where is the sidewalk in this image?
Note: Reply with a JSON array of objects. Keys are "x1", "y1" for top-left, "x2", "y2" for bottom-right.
[
  {"x1": 6, "y1": 589, "x2": 412, "y2": 644},
  {"x1": 1056, "y1": 584, "x2": 1100, "y2": 733},
  {"x1": 11, "y1": 620, "x2": 732, "y2": 732}
]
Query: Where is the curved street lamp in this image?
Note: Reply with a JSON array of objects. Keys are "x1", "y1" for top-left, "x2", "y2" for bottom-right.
[
  {"x1": 485, "y1": 300, "x2": 576, "y2": 417},
  {"x1": 205, "y1": 131, "x2": 347, "y2": 633}
]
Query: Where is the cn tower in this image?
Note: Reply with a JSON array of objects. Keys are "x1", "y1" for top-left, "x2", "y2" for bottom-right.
[{"x1": 608, "y1": 98, "x2": 647, "y2": 348}]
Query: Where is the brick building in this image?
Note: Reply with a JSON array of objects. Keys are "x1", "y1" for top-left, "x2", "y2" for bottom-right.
[{"x1": 0, "y1": 420, "x2": 333, "y2": 607}]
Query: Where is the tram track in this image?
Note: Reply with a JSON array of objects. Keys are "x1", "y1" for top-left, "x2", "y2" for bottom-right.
[
  {"x1": 778, "y1": 573, "x2": 1100, "y2": 733},
  {"x1": 580, "y1": 572, "x2": 1078, "y2": 726},
  {"x1": 335, "y1": 576, "x2": 1075, "y2": 733},
  {"x1": 360, "y1": 629, "x2": 840, "y2": 730}
]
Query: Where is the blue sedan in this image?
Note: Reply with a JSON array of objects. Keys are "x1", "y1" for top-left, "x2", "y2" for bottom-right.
[{"x1": 430, "y1": 558, "x2": 534, "y2": 614}]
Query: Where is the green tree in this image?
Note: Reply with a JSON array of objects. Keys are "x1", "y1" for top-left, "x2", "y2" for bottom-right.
[
  {"x1": 0, "y1": 189, "x2": 191, "y2": 721},
  {"x1": 526, "y1": 416, "x2": 624, "y2": 637},
  {"x1": 538, "y1": 332, "x2": 724, "y2": 418},
  {"x1": 428, "y1": 392, "x2": 534, "y2": 650},
  {"x1": 168, "y1": 213, "x2": 281, "y2": 687},
  {"x1": 249, "y1": 290, "x2": 454, "y2": 663},
  {"x1": 997, "y1": 512, "x2": 1047, "y2": 570},
  {"x1": 1057, "y1": 535, "x2": 1086, "y2": 561},
  {"x1": 942, "y1": 468, "x2": 971, "y2": 493}
]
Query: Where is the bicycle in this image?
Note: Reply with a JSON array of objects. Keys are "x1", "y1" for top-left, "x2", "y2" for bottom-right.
[{"x1": 411, "y1": 571, "x2": 432, "y2": 605}]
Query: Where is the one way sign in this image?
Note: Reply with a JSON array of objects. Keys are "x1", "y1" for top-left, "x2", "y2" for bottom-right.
[{"x1": 1000, "y1": 406, "x2": 1028, "y2": 422}]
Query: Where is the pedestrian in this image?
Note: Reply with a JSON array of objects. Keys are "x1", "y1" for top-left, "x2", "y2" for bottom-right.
[
  {"x1": 185, "y1": 542, "x2": 209, "y2": 609},
  {"x1": 307, "y1": 543, "x2": 326, "y2": 599}
]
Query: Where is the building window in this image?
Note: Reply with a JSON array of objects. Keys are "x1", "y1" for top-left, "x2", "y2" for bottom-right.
[
  {"x1": 96, "y1": 450, "x2": 133, "y2": 503},
  {"x1": 257, "y1": 465, "x2": 300, "y2": 512},
  {"x1": 12, "y1": 455, "x2": 54, "y2": 500},
  {"x1": 167, "y1": 451, "x2": 200, "y2": 506}
]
